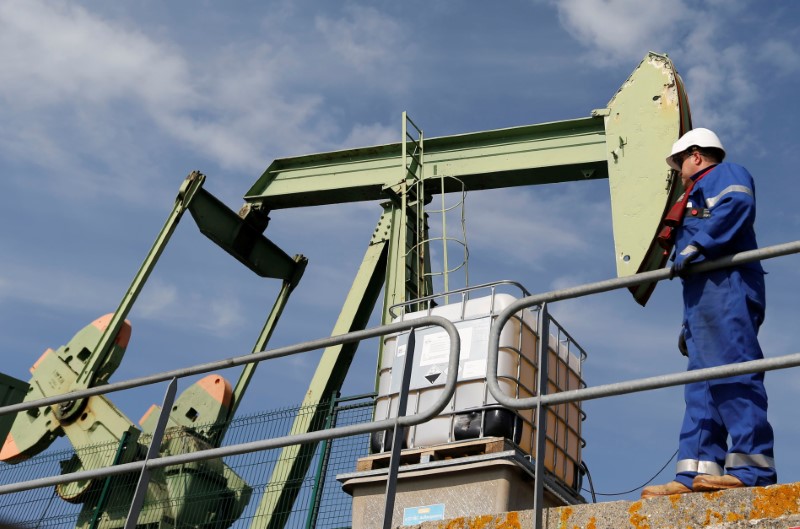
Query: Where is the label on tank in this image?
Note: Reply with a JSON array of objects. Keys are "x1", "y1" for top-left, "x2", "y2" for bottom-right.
[{"x1": 391, "y1": 318, "x2": 491, "y2": 392}]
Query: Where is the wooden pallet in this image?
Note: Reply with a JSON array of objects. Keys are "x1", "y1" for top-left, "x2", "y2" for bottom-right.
[{"x1": 356, "y1": 436, "x2": 512, "y2": 472}]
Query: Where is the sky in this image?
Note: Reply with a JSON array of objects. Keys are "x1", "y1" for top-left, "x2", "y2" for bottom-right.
[{"x1": 1, "y1": 0, "x2": 800, "y2": 510}]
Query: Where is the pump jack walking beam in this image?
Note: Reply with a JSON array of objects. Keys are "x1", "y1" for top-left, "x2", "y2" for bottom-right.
[
  {"x1": 245, "y1": 53, "x2": 692, "y2": 303},
  {"x1": 244, "y1": 53, "x2": 691, "y2": 528}
]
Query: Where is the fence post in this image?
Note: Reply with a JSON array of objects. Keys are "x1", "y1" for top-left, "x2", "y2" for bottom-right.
[
  {"x1": 88, "y1": 430, "x2": 131, "y2": 529},
  {"x1": 305, "y1": 391, "x2": 341, "y2": 529}
]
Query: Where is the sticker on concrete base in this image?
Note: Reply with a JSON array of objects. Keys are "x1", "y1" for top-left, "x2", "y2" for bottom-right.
[{"x1": 403, "y1": 504, "x2": 445, "y2": 525}]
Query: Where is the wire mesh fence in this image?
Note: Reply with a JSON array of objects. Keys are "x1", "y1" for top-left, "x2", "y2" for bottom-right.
[{"x1": 0, "y1": 394, "x2": 376, "y2": 529}]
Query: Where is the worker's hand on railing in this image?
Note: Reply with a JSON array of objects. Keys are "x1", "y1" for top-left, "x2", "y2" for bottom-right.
[{"x1": 670, "y1": 245, "x2": 700, "y2": 279}]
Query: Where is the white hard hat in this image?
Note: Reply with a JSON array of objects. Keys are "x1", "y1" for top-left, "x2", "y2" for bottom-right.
[{"x1": 666, "y1": 128, "x2": 726, "y2": 170}]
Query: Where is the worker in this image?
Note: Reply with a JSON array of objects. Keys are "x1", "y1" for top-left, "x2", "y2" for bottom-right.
[{"x1": 641, "y1": 128, "x2": 776, "y2": 499}]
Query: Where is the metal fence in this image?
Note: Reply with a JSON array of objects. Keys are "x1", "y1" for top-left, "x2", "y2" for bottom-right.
[{"x1": 0, "y1": 395, "x2": 376, "y2": 529}]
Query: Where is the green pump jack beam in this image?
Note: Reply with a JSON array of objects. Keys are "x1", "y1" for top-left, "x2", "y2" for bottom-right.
[{"x1": 244, "y1": 52, "x2": 693, "y2": 528}]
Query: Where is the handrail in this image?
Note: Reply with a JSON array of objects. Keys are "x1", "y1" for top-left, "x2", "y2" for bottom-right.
[
  {"x1": 0, "y1": 315, "x2": 460, "y2": 510},
  {"x1": 485, "y1": 239, "x2": 800, "y2": 528},
  {"x1": 0, "y1": 317, "x2": 458, "y2": 419},
  {"x1": 486, "y1": 240, "x2": 800, "y2": 409},
  {"x1": 3, "y1": 240, "x2": 798, "y2": 527}
]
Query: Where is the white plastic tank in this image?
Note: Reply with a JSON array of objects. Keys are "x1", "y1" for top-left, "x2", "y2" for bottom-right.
[{"x1": 372, "y1": 285, "x2": 586, "y2": 489}]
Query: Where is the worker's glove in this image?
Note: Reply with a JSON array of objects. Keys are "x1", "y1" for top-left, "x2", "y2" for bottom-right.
[
  {"x1": 670, "y1": 245, "x2": 700, "y2": 279},
  {"x1": 678, "y1": 327, "x2": 688, "y2": 357}
]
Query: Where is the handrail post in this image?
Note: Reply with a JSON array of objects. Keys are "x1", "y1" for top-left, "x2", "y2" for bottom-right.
[
  {"x1": 124, "y1": 377, "x2": 178, "y2": 528},
  {"x1": 382, "y1": 328, "x2": 417, "y2": 529},
  {"x1": 532, "y1": 304, "x2": 549, "y2": 529}
]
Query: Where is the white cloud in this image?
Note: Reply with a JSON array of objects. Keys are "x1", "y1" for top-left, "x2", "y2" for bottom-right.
[
  {"x1": 758, "y1": 39, "x2": 800, "y2": 76},
  {"x1": 0, "y1": 2, "x2": 198, "y2": 201},
  {"x1": 705, "y1": 0, "x2": 749, "y2": 11},
  {"x1": 342, "y1": 123, "x2": 399, "y2": 149},
  {"x1": 0, "y1": 1, "x2": 409, "y2": 204},
  {"x1": 677, "y1": 23, "x2": 758, "y2": 136},
  {"x1": 134, "y1": 279, "x2": 179, "y2": 318},
  {"x1": 0, "y1": 260, "x2": 247, "y2": 338},
  {"x1": 132, "y1": 285, "x2": 246, "y2": 338},
  {"x1": 0, "y1": 2, "x2": 192, "y2": 109},
  {"x1": 315, "y1": 6, "x2": 403, "y2": 72},
  {"x1": 550, "y1": 0, "x2": 772, "y2": 155},
  {"x1": 162, "y1": 41, "x2": 335, "y2": 168},
  {"x1": 0, "y1": 262, "x2": 116, "y2": 312},
  {"x1": 201, "y1": 296, "x2": 245, "y2": 335},
  {"x1": 553, "y1": 0, "x2": 688, "y2": 64}
]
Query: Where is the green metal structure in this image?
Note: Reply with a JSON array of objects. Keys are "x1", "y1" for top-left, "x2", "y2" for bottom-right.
[
  {"x1": 0, "y1": 52, "x2": 691, "y2": 528},
  {"x1": 239, "y1": 51, "x2": 690, "y2": 529},
  {"x1": 0, "y1": 172, "x2": 306, "y2": 527}
]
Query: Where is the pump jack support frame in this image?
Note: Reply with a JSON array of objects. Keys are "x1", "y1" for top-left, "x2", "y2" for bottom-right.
[{"x1": 247, "y1": 52, "x2": 691, "y2": 528}]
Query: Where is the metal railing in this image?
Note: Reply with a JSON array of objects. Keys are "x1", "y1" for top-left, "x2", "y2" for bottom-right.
[
  {"x1": 486, "y1": 239, "x2": 800, "y2": 529},
  {"x1": 2, "y1": 240, "x2": 799, "y2": 529},
  {"x1": 0, "y1": 396, "x2": 377, "y2": 529},
  {"x1": 0, "y1": 316, "x2": 461, "y2": 529}
]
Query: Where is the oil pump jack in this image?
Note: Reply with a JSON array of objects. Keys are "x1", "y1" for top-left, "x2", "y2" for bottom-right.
[{"x1": 0, "y1": 52, "x2": 691, "y2": 528}]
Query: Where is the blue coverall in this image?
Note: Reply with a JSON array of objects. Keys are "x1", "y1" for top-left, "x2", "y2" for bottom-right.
[{"x1": 673, "y1": 161, "x2": 776, "y2": 489}]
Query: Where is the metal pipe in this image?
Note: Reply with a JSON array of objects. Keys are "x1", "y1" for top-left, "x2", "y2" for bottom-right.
[
  {"x1": 388, "y1": 279, "x2": 530, "y2": 319},
  {"x1": 4, "y1": 239, "x2": 798, "y2": 521}
]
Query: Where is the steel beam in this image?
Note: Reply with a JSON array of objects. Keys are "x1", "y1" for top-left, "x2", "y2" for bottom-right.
[
  {"x1": 244, "y1": 53, "x2": 690, "y2": 307},
  {"x1": 188, "y1": 187, "x2": 299, "y2": 280},
  {"x1": 245, "y1": 117, "x2": 607, "y2": 209}
]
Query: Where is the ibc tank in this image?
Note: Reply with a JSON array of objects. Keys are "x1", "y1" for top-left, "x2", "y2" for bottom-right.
[{"x1": 372, "y1": 284, "x2": 586, "y2": 490}]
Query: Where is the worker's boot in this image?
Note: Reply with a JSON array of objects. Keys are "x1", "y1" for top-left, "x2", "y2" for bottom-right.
[
  {"x1": 692, "y1": 474, "x2": 746, "y2": 492},
  {"x1": 641, "y1": 481, "x2": 692, "y2": 499}
]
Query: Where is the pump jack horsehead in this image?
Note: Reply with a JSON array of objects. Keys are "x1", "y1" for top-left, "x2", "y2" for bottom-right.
[{"x1": 0, "y1": 52, "x2": 689, "y2": 527}]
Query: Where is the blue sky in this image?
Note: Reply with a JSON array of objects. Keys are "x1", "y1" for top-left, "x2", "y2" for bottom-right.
[{"x1": 1, "y1": 0, "x2": 799, "y2": 505}]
